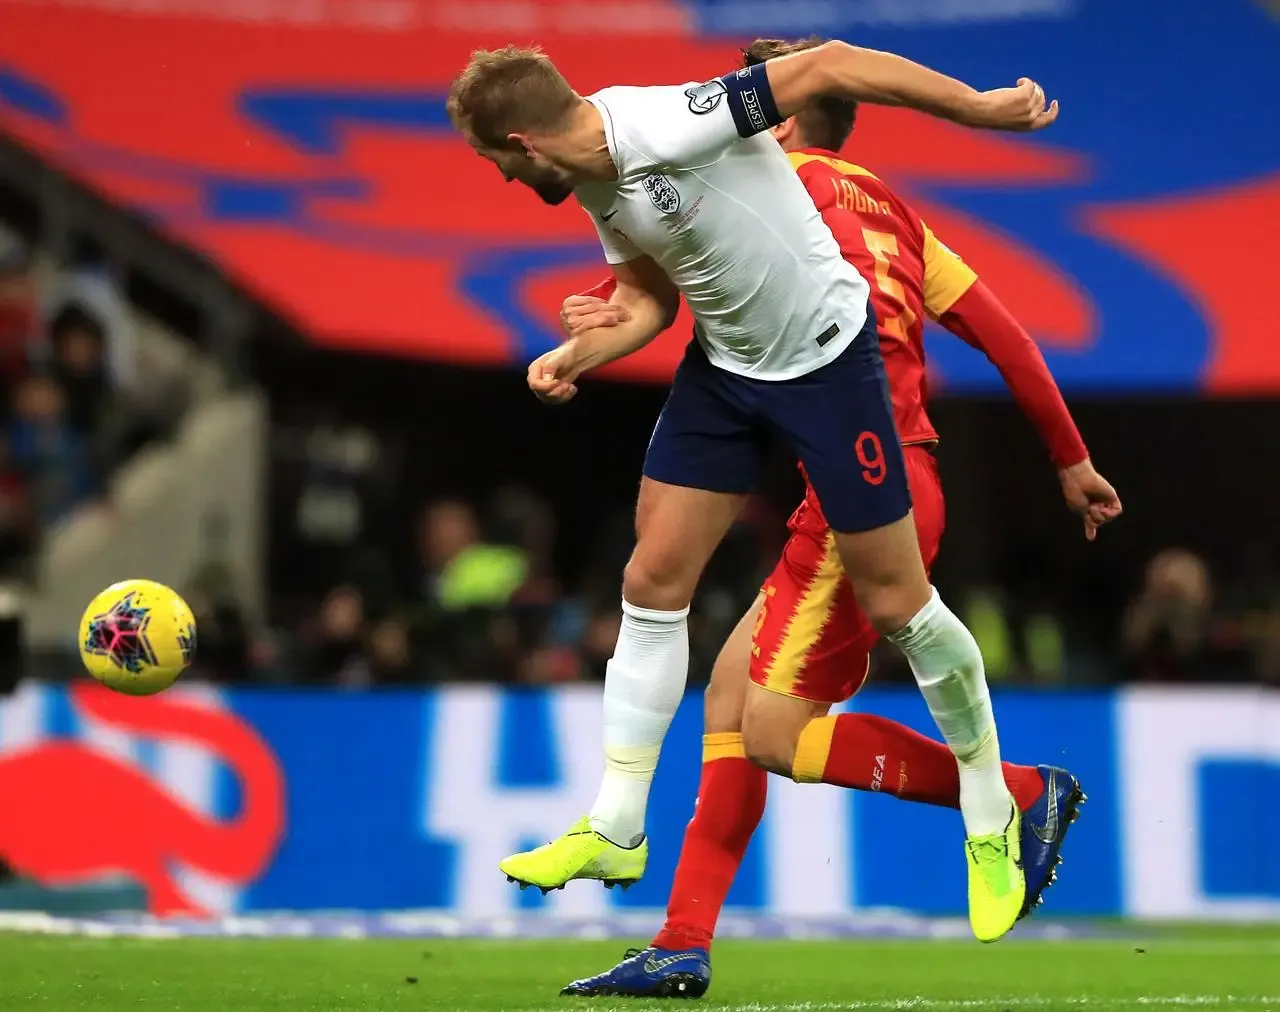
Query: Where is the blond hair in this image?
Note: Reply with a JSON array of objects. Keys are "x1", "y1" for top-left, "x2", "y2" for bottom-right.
[{"x1": 447, "y1": 45, "x2": 579, "y2": 148}]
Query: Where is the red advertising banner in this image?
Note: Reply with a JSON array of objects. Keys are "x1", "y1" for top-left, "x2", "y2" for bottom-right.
[{"x1": 0, "y1": 0, "x2": 1277, "y2": 390}]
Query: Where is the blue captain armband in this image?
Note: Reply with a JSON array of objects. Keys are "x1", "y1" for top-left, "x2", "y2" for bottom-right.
[
  {"x1": 686, "y1": 62, "x2": 783, "y2": 138},
  {"x1": 723, "y1": 62, "x2": 783, "y2": 136}
]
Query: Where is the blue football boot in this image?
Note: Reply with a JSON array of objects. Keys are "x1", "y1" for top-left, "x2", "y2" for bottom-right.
[
  {"x1": 1019, "y1": 764, "x2": 1086, "y2": 919},
  {"x1": 561, "y1": 946, "x2": 711, "y2": 998}
]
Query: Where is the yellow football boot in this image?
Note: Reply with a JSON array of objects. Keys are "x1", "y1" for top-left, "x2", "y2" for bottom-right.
[
  {"x1": 499, "y1": 817, "x2": 647, "y2": 893},
  {"x1": 966, "y1": 806, "x2": 1026, "y2": 943}
]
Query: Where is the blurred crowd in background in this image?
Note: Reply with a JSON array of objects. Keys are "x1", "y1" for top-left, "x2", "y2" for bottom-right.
[
  {"x1": 0, "y1": 222, "x2": 190, "y2": 581},
  {"x1": 3, "y1": 214, "x2": 1279, "y2": 692},
  {"x1": 234, "y1": 491, "x2": 1280, "y2": 690}
]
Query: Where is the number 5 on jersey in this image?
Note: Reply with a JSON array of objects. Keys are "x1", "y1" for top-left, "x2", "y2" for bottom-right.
[{"x1": 861, "y1": 228, "x2": 918, "y2": 343}]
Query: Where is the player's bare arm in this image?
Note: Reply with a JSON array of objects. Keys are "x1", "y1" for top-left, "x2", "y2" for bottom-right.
[
  {"x1": 762, "y1": 41, "x2": 1057, "y2": 131},
  {"x1": 528, "y1": 257, "x2": 678, "y2": 404},
  {"x1": 569, "y1": 255, "x2": 677, "y2": 370}
]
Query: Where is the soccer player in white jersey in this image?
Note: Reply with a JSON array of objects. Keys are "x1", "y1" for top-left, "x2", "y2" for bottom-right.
[{"x1": 448, "y1": 41, "x2": 1058, "y2": 941}]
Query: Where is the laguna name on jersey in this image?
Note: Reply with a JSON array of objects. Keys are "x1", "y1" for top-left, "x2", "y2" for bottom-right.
[{"x1": 573, "y1": 75, "x2": 871, "y2": 382}]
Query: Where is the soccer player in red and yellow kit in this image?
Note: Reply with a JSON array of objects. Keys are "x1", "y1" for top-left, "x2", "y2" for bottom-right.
[{"x1": 555, "y1": 36, "x2": 1121, "y2": 998}]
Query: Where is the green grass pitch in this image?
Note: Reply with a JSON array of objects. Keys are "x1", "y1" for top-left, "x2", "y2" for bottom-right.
[{"x1": 2, "y1": 931, "x2": 1278, "y2": 1010}]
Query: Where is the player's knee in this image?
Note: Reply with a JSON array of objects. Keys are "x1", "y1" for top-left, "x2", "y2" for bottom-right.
[
  {"x1": 742, "y1": 728, "x2": 794, "y2": 777},
  {"x1": 741, "y1": 709, "x2": 801, "y2": 777},
  {"x1": 621, "y1": 552, "x2": 698, "y2": 612},
  {"x1": 835, "y1": 523, "x2": 933, "y2": 634},
  {"x1": 701, "y1": 595, "x2": 758, "y2": 734},
  {"x1": 859, "y1": 583, "x2": 931, "y2": 636}
]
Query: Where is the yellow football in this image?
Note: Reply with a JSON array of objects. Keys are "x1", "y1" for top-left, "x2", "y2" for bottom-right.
[{"x1": 78, "y1": 579, "x2": 197, "y2": 695}]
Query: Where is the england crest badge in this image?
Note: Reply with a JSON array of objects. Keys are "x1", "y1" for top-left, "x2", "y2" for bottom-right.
[{"x1": 642, "y1": 173, "x2": 681, "y2": 215}]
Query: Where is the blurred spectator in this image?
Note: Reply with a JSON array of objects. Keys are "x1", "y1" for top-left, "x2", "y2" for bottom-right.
[
  {"x1": 0, "y1": 231, "x2": 35, "y2": 398},
  {"x1": 366, "y1": 617, "x2": 421, "y2": 683},
  {"x1": 47, "y1": 298, "x2": 165, "y2": 478},
  {"x1": 46, "y1": 239, "x2": 137, "y2": 393},
  {"x1": 519, "y1": 641, "x2": 581, "y2": 684},
  {"x1": 420, "y1": 499, "x2": 476, "y2": 577},
  {"x1": 7, "y1": 374, "x2": 96, "y2": 526},
  {"x1": 185, "y1": 510, "x2": 253, "y2": 683},
  {"x1": 1022, "y1": 610, "x2": 1067, "y2": 684},
  {"x1": 0, "y1": 434, "x2": 34, "y2": 574},
  {"x1": 418, "y1": 498, "x2": 528, "y2": 611},
  {"x1": 955, "y1": 584, "x2": 1066, "y2": 686},
  {"x1": 1219, "y1": 543, "x2": 1280, "y2": 682},
  {"x1": 299, "y1": 584, "x2": 369, "y2": 686},
  {"x1": 579, "y1": 599, "x2": 622, "y2": 683},
  {"x1": 43, "y1": 242, "x2": 187, "y2": 473},
  {"x1": 489, "y1": 485, "x2": 559, "y2": 605},
  {"x1": 963, "y1": 586, "x2": 1016, "y2": 682},
  {"x1": 1121, "y1": 548, "x2": 1251, "y2": 681},
  {"x1": 48, "y1": 303, "x2": 112, "y2": 435},
  {"x1": 186, "y1": 590, "x2": 253, "y2": 684},
  {"x1": 1258, "y1": 611, "x2": 1280, "y2": 685}
]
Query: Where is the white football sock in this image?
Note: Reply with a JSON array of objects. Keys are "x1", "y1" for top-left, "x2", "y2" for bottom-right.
[
  {"x1": 887, "y1": 587, "x2": 1013, "y2": 837},
  {"x1": 588, "y1": 598, "x2": 690, "y2": 847}
]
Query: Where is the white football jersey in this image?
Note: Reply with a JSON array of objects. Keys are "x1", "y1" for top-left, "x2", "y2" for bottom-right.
[{"x1": 574, "y1": 81, "x2": 871, "y2": 382}]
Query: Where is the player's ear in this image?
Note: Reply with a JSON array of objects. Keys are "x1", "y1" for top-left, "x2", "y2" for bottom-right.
[
  {"x1": 507, "y1": 133, "x2": 537, "y2": 157},
  {"x1": 769, "y1": 117, "x2": 798, "y2": 146}
]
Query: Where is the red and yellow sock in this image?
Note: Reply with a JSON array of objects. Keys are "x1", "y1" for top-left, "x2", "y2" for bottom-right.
[
  {"x1": 652, "y1": 732, "x2": 767, "y2": 953},
  {"x1": 793, "y1": 713, "x2": 1044, "y2": 811}
]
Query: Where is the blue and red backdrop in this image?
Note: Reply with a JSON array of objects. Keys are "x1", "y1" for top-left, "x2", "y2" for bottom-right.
[{"x1": 0, "y1": 0, "x2": 1276, "y2": 391}]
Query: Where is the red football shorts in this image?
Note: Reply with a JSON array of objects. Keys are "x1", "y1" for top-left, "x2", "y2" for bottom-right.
[{"x1": 749, "y1": 445, "x2": 945, "y2": 704}]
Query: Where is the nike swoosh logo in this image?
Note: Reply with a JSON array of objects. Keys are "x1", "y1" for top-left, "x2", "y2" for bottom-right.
[
  {"x1": 601, "y1": 210, "x2": 618, "y2": 220},
  {"x1": 644, "y1": 953, "x2": 700, "y2": 974},
  {"x1": 1030, "y1": 769, "x2": 1059, "y2": 844}
]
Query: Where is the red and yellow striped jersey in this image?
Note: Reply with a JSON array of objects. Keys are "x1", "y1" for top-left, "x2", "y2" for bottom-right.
[{"x1": 788, "y1": 148, "x2": 978, "y2": 448}]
